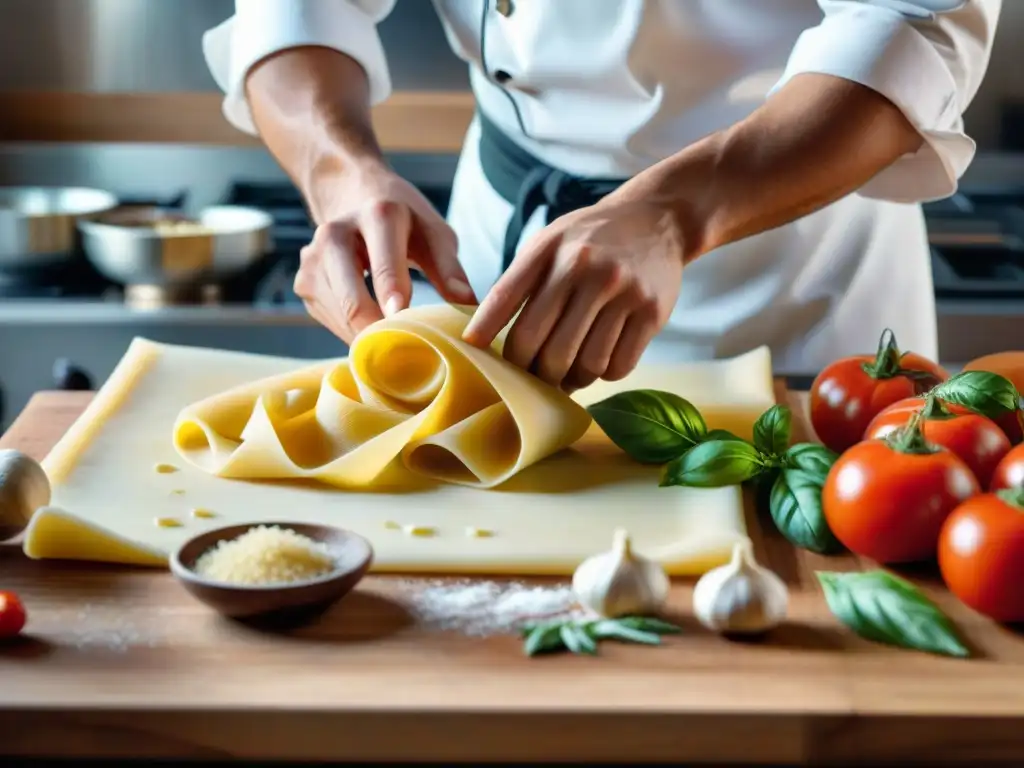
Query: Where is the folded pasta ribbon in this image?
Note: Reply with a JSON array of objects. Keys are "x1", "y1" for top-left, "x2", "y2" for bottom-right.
[{"x1": 172, "y1": 304, "x2": 593, "y2": 489}]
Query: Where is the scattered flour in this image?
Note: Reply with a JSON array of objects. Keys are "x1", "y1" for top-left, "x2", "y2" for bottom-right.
[
  {"x1": 30, "y1": 603, "x2": 163, "y2": 652},
  {"x1": 396, "y1": 578, "x2": 588, "y2": 637}
]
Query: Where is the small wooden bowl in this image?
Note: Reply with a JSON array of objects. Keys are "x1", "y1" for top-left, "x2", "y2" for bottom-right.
[{"x1": 169, "y1": 522, "x2": 374, "y2": 627}]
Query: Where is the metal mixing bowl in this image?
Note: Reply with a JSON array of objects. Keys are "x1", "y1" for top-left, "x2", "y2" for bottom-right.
[
  {"x1": 0, "y1": 186, "x2": 119, "y2": 270},
  {"x1": 77, "y1": 205, "x2": 274, "y2": 289}
]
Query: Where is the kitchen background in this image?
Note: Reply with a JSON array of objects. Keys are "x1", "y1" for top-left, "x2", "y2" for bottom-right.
[{"x1": 0, "y1": 0, "x2": 1022, "y2": 429}]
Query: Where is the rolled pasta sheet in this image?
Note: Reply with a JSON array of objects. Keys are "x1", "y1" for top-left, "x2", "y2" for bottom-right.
[{"x1": 172, "y1": 305, "x2": 593, "y2": 489}]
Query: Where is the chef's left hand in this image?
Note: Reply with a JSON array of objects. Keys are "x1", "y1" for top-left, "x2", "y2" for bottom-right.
[{"x1": 462, "y1": 197, "x2": 686, "y2": 392}]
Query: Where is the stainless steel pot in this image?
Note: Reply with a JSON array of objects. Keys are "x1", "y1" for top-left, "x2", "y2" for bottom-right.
[
  {"x1": 78, "y1": 205, "x2": 274, "y2": 290},
  {"x1": 0, "y1": 186, "x2": 119, "y2": 270}
]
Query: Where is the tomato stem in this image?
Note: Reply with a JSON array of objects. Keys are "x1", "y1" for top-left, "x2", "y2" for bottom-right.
[
  {"x1": 861, "y1": 328, "x2": 903, "y2": 380},
  {"x1": 858, "y1": 328, "x2": 942, "y2": 392},
  {"x1": 996, "y1": 488, "x2": 1024, "y2": 512},
  {"x1": 884, "y1": 411, "x2": 941, "y2": 456},
  {"x1": 920, "y1": 394, "x2": 955, "y2": 421}
]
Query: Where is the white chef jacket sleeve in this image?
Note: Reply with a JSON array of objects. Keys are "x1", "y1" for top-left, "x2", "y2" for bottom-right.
[
  {"x1": 771, "y1": 0, "x2": 1001, "y2": 203},
  {"x1": 202, "y1": 0, "x2": 397, "y2": 136}
]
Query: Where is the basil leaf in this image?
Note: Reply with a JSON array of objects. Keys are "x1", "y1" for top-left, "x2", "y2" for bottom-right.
[
  {"x1": 816, "y1": 571, "x2": 969, "y2": 658},
  {"x1": 784, "y1": 443, "x2": 839, "y2": 478},
  {"x1": 932, "y1": 371, "x2": 1020, "y2": 419},
  {"x1": 753, "y1": 405, "x2": 792, "y2": 455},
  {"x1": 770, "y1": 469, "x2": 843, "y2": 555},
  {"x1": 587, "y1": 389, "x2": 707, "y2": 464},
  {"x1": 703, "y1": 428, "x2": 741, "y2": 442},
  {"x1": 524, "y1": 624, "x2": 566, "y2": 656},
  {"x1": 660, "y1": 439, "x2": 765, "y2": 488}
]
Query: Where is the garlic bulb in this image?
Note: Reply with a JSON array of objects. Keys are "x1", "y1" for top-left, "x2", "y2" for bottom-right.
[
  {"x1": 0, "y1": 449, "x2": 51, "y2": 538},
  {"x1": 692, "y1": 538, "x2": 788, "y2": 635},
  {"x1": 572, "y1": 528, "x2": 670, "y2": 618}
]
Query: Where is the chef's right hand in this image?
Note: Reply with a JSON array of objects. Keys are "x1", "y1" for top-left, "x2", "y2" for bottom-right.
[{"x1": 293, "y1": 163, "x2": 477, "y2": 343}]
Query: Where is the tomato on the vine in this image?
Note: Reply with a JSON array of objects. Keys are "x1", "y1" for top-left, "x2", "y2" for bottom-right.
[
  {"x1": 822, "y1": 417, "x2": 979, "y2": 564},
  {"x1": 810, "y1": 329, "x2": 948, "y2": 453},
  {"x1": 938, "y1": 490, "x2": 1024, "y2": 623},
  {"x1": 864, "y1": 396, "x2": 1011, "y2": 488},
  {"x1": 990, "y1": 443, "x2": 1024, "y2": 491},
  {"x1": 0, "y1": 591, "x2": 26, "y2": 638}
]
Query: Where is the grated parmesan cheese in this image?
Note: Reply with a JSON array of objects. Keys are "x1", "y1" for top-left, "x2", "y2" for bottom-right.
[{"x1": 193, "y1": 525, "x2": 336, "y2": 586}]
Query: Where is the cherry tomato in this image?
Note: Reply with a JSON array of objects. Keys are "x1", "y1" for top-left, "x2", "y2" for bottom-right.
[
  {"x1": 990, "y1": 443, "x2": 1024, "y2": 492},
  {"x1": 810, "y1": 329, "x2": 948, "y2": 453},
  {"x1": 864, "y1": 396, "x2": 1011, "y2": 488},
  {"x1": 822, "y1": 423, "x2": 979, "y2": 563},
  {"x1": 0, "y1": 591, "x2": 26, "y2": 638},
  {"x1": 938, "y1": 491, "x2": 1024, "y2": 623}
]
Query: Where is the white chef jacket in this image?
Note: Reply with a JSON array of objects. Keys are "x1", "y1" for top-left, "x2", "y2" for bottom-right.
[{"x1": 203, "y1": 0, "x2": 1001, "y2": 371}]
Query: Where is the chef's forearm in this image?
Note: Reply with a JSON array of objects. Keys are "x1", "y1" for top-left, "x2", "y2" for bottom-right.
[
  {"x1": 621, "y1": 72, "x2": 924, "y2": 262},
  {"x1": 245, "y1": 46, "x2": 386, "y2": 222}
]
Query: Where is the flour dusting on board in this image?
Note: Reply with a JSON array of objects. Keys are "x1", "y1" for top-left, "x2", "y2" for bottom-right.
[
  {"x1": 30, "y1": 603, "x2": 165, "y2": 652},
  {"x1": 395, "y1": 579, "x2": 586, "y2": 636}
]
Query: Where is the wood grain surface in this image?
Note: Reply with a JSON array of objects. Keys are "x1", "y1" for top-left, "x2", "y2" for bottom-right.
[
  {"x1": 0, "y1": 91, "x2": 475, "y2": 153},
  {"x1": 1, "y1": 386, "x2": 1023, "y2": 764}
]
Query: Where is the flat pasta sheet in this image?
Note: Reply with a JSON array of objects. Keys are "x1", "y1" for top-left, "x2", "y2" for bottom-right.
[{"x1": 25, "y1": 305, "x2": 777, "y2": 575}]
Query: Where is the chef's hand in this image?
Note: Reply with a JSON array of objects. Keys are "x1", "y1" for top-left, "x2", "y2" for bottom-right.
[
  {"x1": 293, "y1": 163, "x2": 477, "y2": 342},
  {"x1": 462, "y1": 198, "x2": 685, "y2": 392}
]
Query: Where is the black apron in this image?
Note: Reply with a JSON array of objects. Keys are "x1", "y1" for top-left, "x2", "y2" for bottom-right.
[{"x1": 476, "y1": 111, "x2": 629, "y2": 272}]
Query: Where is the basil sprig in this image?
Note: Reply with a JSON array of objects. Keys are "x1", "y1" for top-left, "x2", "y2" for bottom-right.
[
  {"x1": 660, "y1": 439, "x2": 765, "y2": 487},
  {"x1": 521, "y1": 616, "x2": 682, "y2": 657},
  {"x1": 652, "y1": 404, "x2": 844, "y2": 554},
  {"x1": 586, "y1": 397, "x2": 844, "y2": 554},
  {"x1": 817, "y1": 571, "x2": 970, "y2": 658},
  {"x1": 753, "y1": 403, "x2": 791, "y2": 456},
  {"x1": 586, "y1": 389, "x2": 707, "y2": 464},
  {"x1": 931, "y1": 370, "x2": 1021, "y2": 421}
]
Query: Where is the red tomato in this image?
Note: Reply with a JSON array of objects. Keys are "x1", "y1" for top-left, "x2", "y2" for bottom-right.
[
  {"x1": 822, "y1": 430, "x2": 979, "y2": 563},
  {"x1": 0, "y1": 591, "x2": 26, "y2": 638},
  {"x1": 864, "y1": 397, "x2": 1011, "y2": 488},
  {"x1": 810, "y1": 330, "x2": 948, "y2": 453},
  {"x1": 992, "y1": 406, "x2": 1024, "y2": 446},
  {"x1": 938, "y1": 491, "x2": 1024, "y2": 623},
  {"x1": 990, "y1": 443, "x2": 1024, "y2": 492}
]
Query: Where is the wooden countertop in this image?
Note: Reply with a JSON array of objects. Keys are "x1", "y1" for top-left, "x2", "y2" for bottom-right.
[
  {"x1": 0, "y1": 91, "x2": 475, "y2": 153},
  {"x1": 2, "y1": 389, "x2": 1024, "y2": 764}
]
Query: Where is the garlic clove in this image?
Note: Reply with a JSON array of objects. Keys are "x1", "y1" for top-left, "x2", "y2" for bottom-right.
[
  {"x1": 572, "y1": 528, "x2": 670, "y2": 618},
  {"x1": 692, "y1": 537, "x2": 788, "y2": 636},
  {"x1": 0, "y1": 449, "x2": 51, "y2": 540}
]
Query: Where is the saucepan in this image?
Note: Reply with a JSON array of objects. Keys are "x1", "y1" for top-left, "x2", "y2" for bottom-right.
[
  {"x1": 0, "y1": 186, "x2": 119, "y2": 270},
  {"x1": 77, "y1": 205, "x2": 274, "y2": 289}
]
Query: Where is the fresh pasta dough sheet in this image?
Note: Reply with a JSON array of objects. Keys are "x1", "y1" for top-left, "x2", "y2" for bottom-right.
[{"x1": 26, "y1": 305, "x2": 777, "y2": 576}]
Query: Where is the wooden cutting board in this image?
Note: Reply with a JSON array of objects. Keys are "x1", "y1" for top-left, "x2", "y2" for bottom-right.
[{"x1": 1, "y1": 385, "x2": 1024, "y2": 765}]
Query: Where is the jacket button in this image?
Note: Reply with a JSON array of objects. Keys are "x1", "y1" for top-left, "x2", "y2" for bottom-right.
[{"x1": 496, "y1": 0, "x2": 514, "y2": 17}]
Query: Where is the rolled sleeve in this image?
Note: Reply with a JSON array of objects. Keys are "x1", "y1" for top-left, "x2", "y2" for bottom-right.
[
  {"x1": 202, "y1": 0, "x2": 396, "y2": 136},
  {"x1": 771, "y1": 0, "x2": 1001, "y2": 203}
]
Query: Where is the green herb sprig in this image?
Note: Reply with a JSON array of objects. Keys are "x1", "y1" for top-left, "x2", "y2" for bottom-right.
[
  {"x1": 588, "y1": 393, "x2": 843, "y2": 555},
  {"x1": 521, "y1": 616, "x2": 682, "y2": 657}
]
